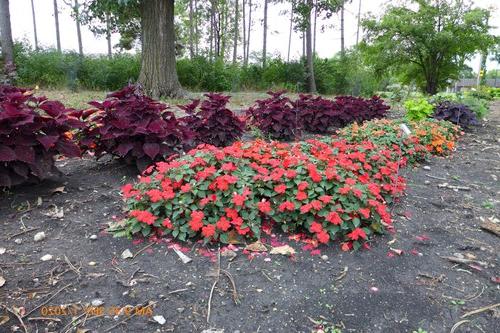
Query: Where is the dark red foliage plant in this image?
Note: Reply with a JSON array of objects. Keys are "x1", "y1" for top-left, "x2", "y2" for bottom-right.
[
  {"x1": 246, "y1": 90, "x2": 301, "y2": 140},
  {"x1": 80, "y1": 85, "x2": 193, "y2": 171},
  {"x1": 293, "y1": 94, "x2": 341, "y2": 133},
  {"x1": 333, "y1": 95, "x2": 390, "y2": 126},
  {"x1": 0, "y1": 85, "x2": 83, "y2": 187},
  {"x1": 179, "y1": 93, "x2": 245, "y2": 147}
]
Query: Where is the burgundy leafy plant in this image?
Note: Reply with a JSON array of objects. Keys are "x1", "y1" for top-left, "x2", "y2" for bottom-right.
[
  {"x1": 293, "y1": 94, "x2": 341, "y2": 133},
  {"x1": 179, "y1": 93, "x2": 245, "y2": 147},
  {"x1": 333, "y1": 95, "x2": 390, "y2": 126},
  {"x1": 433, "y1": 101, "x2": 478, "y2": 129},
  {"x1": 246, "y1": 91, "x2": 301, "y2": 140},
  {"x1": 0, "y1": 85, "x2": 83, "y2": 187},
  {"x1": 80, "y1": 85, "x2": 193, "y2": 171}
]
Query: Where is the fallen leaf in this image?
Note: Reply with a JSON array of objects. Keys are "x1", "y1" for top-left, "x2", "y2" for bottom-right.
[
  {"x1": 245, "y1": 240, "x2": 267, "y2": 252},
  {"x1": 76, "y1": 329, "x2": 90, "y2": 333},
  {"x1": 0, "y1": 248, "x2": 5, "y2": 255},
  {"x1": 270, "y1": 245, "x2": 295, "y2": 256},
  {"x1": 121, "y1": 249, "x2": 133, "y2": 259},
  {"x1": 389, "y1": 248, "x2": 403, "y2": 255},
  {"x1": 36, "y1": 196, "x2": 43, "y2": 206},
  {"x1": 153, "y1": 315, "x2": 166, "y2": 325},
  {"x1": 0, "y1": 276, "x2": 5, "y2": 287},
  {"x1": 226, "y1": 230, "x2": 244, "y2": 244},
  {"x1": 0, "y1": 315, "x2": 9, "y2": 326},
  {"x1": 44, "y1": 205, "x2": 64, "y2": 219},
  {"x1": 387, "y1": 238, "x2": 397, "y2": 245},
  {"x1": 50, "y1": 186, "x2": 66, "y2": 195}
]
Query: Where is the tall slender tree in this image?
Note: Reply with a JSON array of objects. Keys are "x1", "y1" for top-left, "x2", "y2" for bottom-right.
[
  {"x1": 105, "y1": 13, "x2": 112, "y2": 58},
  {"x1": 232, "y1": 0, "x2": 239, "y2": 63},
  {"x1": 64, "y1": 0, "x2": 84, "y2": 55},
  {"x1": 340, "y1": 3, "x2": 344, "y2": 55},
  {"x1": 0, "y1": 0, "x2": 14, "y2": 76},
  {"x1": 262, "y1": 0, "x2": 268, "y2": 67},
  {"x1": 287, "y1": 3, "x2": 293, "y2": 62},
  {"x1": 305, "y1": 0, "x2": 316, "y2": 91},
  {"x1": 245, "y1": 0, "x2": 253, "y2": 65},
  {"x1": 53, "y1": 0, "x2": 62, "y2": 51},
  {"x1": 188, "y1": 0, "x2": 195, "y2": 59},
  {"x1": 355, "y1": 0, "x2": 361, "y2": 45},
  {"x1": 31, "y1": 0, "x2": 39, "y2": 50},
  {"x1": 242, "y1": 0, "x2": 247, "y2": 63}
]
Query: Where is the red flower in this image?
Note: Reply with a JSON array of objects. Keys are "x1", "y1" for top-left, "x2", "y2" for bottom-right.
[
  {"x1": 345, "y1": 178, "x2": 356, "y2": 186},
  {"x1": 202, "y1": 224, "x2": 216, "y2": 238},
  {"x1": 278, "y1": 201, "x2": 295, "y2": 212},
  {"x1": 359, "y1": 208, "x2": 370, "y2": 219},
  {"x1": 319, "y1": 195, "x2": 332, "y2": 204},
  {"x1": 326, "y1": 211, "x2": 342, "y2": 225},
  {"x1": 298, "y1": 181, "x2": 309, "y2": 191},
  {"x1": 162, "y1": 218, "x2": 173, "y2": 229},
  {"x1": 285, "y1": 169, "x2": 297, "y2": 179},
  {"x1": 348, "y1": 228, "x2": 367, "y2": 241},
  {"x1": 122, "y1": 184, "x2": 137, "y2": 198},
  {"x1": 216, "y1": 217, "x2": 231, "y2": 231},
  {"x1": 317, "y1": 231, "x2": 330, "y2": 244},
  {"x1": 274, "y1": 184, "x2": 287, "y2": 194},
  {"x1": 352, "y1": 188, "x2": 363, "y2": 199},
  {"x1": 338, "y1": 186, "x2": 351, "y2": 195},
  {"x1": 180, "y1": 183, "x2": 191, "y2": 193},
  {"x1": 146, "y1": 189, "x2": 163, "y2": 202},
  {"x1": 257, "y1": 200, "x2": 272, "y2": 214},
  {"x1": 310, "y1": 221, "x2": 323, "y2": 233},
  {"x1": 129, "y1": 210, "x2": 157, "y2": 225},
  {"x1": 368, "y1": 183, "x2": 381, "y2": 197},
  {"x1": 221, "y1": 162, "x2": 237, "y2": 172},
  {"x1": 296, "y1": 191, "x2": 307, "y2": 201},
  {"x1": 300, "y1": 204, "x2": 312, "y2": 213},
  {"x1": 310, "y1": 200, "x2": 322, "y2": 210},
  {"x1": 189, "y1": 211, "x2": 204, "y2": 231},
  {"x1": 232, "y1": 193, "x2": 246, "y2": 206}
]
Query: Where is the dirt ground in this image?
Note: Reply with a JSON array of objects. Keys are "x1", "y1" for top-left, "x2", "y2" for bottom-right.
[{"x1": 0, "y1": 102, "x2": 499, "y2": 333}]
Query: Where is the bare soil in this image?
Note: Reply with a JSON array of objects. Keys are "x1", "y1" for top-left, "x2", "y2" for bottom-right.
[{"x1": 0, "y1": 103, "x2": 499, "y2": 333}]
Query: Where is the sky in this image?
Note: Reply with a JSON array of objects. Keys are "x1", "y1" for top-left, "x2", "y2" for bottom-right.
[{"x1": 9, "y1": 0, "x2": 500, "y2": 70}]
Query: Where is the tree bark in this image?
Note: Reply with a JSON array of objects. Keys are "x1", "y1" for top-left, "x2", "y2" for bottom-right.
[
  {"x1": 0, "y1": 0, "x2": 14, "y2": 75},
  {"x1": 137, "y1": 0, "x2": 183, "y2": 98},
  {"x1": 287, "y1": 3, "x2": 293, "y2": 62},
  {"x1": 262, "y1": 0, "x2": 268, "y2": 67},
  {"x1": 31, "y1": 0, "x2": 38, "y2": 50},
  {"x1": 356, "y1": 0, "x2": 362, "y2": 45},
  {"x1": 194, "y1": 0, "x2": 199, "y2": 56},
  {"x1": 53, "y1": 0, "x2": 61, "y2": 52},
  {"x1": 313, "y1": 2, "x2": 317, "y2": 55},
  {"x1": 232, "y1": 0, "x2": 239, "y2": 64},
  {"x1": 74, "y1": 0, "x2": 83, "y2": 56},
  {"x1": 245, "y1": 0, "x2": 252, "y2": 65},
  {"x1": 188, "y1": 0, "x2": 195, "y2": 59},
  {"x1": 305, "y1": 0, "x2": 316, "y2": 92},
  {"x1": 242, "y1": 0, "x2": 246, "y2": 64},
  {"x1": 340, "y1": 4, "x2": 345, "y2": 56},
  {"x1": 106, "y1": 13, "x2": 112, "y2": 58}
]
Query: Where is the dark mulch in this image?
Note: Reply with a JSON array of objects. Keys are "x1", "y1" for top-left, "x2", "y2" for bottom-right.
[{"x1": 0, "y1": 104, "x2": 499, "y2": 333}]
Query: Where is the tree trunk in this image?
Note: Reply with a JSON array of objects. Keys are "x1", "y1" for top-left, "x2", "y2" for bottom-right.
[
  {"x1": 0, "y1": 0, "x2": 15, "y2": 75},
  {"x1": 188, "y1": 0, "x2": 194, "y2": 59},
  {"x1": 356, "y1": 0, "x2": 362, "y2": 45},
  {"x1": 242, "y1": 0, "x2": 246, "y2": 64},
  {"x1": 313, "y1": 3, "x2": 317, "y2": 55},
  {"x1": 106, "y1": 13, "x2": 112, "y2": 58},
  {"x1": 137, "y1": 0, "x2": 183, "y2": 98},
  {"x1": 425, "y1": 76, "x2": 438, "y2": 95},
  {"x1": 53, "y1": 0, "x2": 61, "y2": 52},
  {"x1": 340, "y1": 4, "x2": 345, "y2": 56},
  {"x1": 30, "y1": 0, "x2": 38, "y2": 50},
  {"x1": 245, "y1": 0, "x2": 252, "y2": 65},
  {"x1": 287, "y1": 3, "x2": 293, "y2": 62},
  {"x1": 74, "y1": 0, "x2": 83, "y2": 56},
  {"x1": 305, "y1": 0, "x2": 316, "y2": 92},
  {"x1": 262, "y1": 0, "x2": 268, "y2": 67},
  {"x1": 232, "y1": 0, "x2": 239, "y2": 64},
  {"x1": 194, "y1": 0, "x2": 199, "y2": 56}
]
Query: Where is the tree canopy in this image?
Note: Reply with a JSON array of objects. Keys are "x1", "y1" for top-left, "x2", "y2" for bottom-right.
[{"x1": 360, "y1": 0, "x2": 496, "y2": 94}]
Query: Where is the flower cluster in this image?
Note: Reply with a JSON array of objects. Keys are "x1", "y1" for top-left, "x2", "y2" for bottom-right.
[{"x1": 114, "y1": 119, "x2": 454, "y2": 249}]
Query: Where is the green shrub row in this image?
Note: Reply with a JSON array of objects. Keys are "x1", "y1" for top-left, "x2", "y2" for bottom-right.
[{"x1": 13, "y1": 43, "x2": 384, "y2": 96}]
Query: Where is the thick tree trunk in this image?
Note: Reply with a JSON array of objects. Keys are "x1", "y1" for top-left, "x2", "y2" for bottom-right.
[
  {"x1": 287, "y1": 4, "x2": 293, "y2": 62},
  {"x1": 0, "y1": 0, "x2": 14, "y2": 76},
  {"x1": 340, "y1": 4, "x2": 344, "y2": 56},
  {"x1": 305, "y1": 0, "x2": 316, "y2": 92},
  {"x1": 232, "y1": 0, "x2": 238, "y2": 64},
  {"x1": 425, "y1": 76, "x2": 438, "y2": 95},
  {"x1": 262, "y1": 0, "x2": 268, "y2": 67},
  {"x1": 74, "y1": 0, "x2": 83, "y2": 56},
  {"x1": 106, "y1": 13, "x2": 112, "y2": 58},
  {"x1": 188, "y1": 0, "x2": 194, "y2": 59},
  {"x1": 137, "y1": 0, "x2": 183, "y2": 98},
  {"x1": 31, "y1": 0, "x2": 38, "y2": 50},
  {"x1": 53, "y1": 0, "x2": 61, "y2": 52}
]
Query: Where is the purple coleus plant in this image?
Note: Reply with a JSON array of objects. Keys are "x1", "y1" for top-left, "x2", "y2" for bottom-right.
[
  {"x1": 0, "y1": 85, "x2": 83, "y2": 187},
  {"x1": 433, "y1": 101, "x2": 478, "y2": 129},
  {"x1": 80, "y1": 85, "x2": 193, "y2": 171}
]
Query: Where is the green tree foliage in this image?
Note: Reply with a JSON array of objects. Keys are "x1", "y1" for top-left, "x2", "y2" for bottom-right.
[{"x1": 360, "y1": 0, "x2": 495, "y2": 95}]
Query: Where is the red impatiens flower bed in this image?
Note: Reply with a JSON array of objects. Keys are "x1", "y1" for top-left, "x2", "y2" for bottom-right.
[{"x1": 115, "y1": 136, "x2": 416, "y2": 250}]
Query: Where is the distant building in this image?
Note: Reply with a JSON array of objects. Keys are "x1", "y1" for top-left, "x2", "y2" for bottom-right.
[{"x1": 452, "y1": 78, "x2": 500, "y2": 91}]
